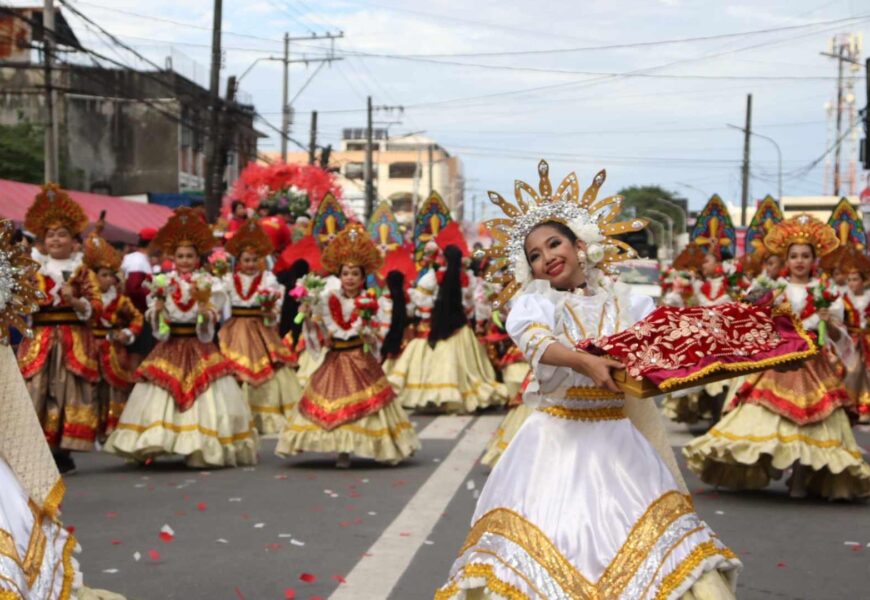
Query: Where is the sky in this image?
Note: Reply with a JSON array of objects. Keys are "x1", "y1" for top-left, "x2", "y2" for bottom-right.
[{"x1": 12, "y1": 0, "x2": 870, "y2": 221}]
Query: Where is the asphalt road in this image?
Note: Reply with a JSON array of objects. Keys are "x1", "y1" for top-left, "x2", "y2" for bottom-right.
[{"x1": 62, "y1": 413, "x2": 870, "y2": 600}]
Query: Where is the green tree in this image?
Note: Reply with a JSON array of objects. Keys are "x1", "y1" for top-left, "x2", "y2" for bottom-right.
[
  {"x1": 0, "y1": 121, "x2": 44, "y2": 184},
  {"x1": 617, "y1": 185, "x2": 688, "y2": 233}
]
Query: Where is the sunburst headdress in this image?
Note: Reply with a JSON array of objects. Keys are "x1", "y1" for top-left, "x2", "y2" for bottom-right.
[
  {"x1": 764, "y1": 213, "x2": 839, "y2": 259},
  {"x1": 83, "y1": 234, "x2": 122, "y2": 273},
  {"x1": 152, "y1": 207, "x2": 216, "y2": 256},
  {"x1": 0, "y1": 220, "x2": 41, "y2": 343},
  {"x1": 321, "y1": 223, "x2": 383, "y2": 276},
  {"x1": 24, "y1": 183, "x2": 89, "y2": 238},
  {"x1": 477, "y1": 160, "x2": 648, "y2": 307},
  {"x1": 225, "y1": 220, "x2": 274, "y2": 258}
]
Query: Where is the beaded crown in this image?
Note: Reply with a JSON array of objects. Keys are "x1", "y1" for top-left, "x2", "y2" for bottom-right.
[
  {"x1": 321, "y1": 223, "x2": 383, "y2": 275},
  {"x1": 764, "y1": 213, "x2": 839, "y2": 258},
  {"x1": 477, "y1": 160, "x2": 647, "y2": 308},
  {"x1": 24, "y1": 183, "x2": 89, "y2": 238},
  {"x1": 225, "y1": 220, "x2": 274, "y2": 258},
  {"x1": 836, "y1": 247, "x2": 870, "y2": 276},
  {"x1": 0, "y1": 220, "x2": 41, "y2": 343},
  {"x1": 152, "y1": 207, "x2": 216, "y2": 255},
  {"x1": 83, "y1": 234, "x2": 122, "y2": 272}
]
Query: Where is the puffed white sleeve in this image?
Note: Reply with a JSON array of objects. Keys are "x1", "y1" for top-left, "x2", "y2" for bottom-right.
[
  {"x1": 630, "y1": 294, "x2": 656, "y2": 323},
  {"x1": 410, "y1": 270, "x2": 437, "y2": 319},
  {"x1": 506, "y1": 292, "x2": 559, "y2": 372}
]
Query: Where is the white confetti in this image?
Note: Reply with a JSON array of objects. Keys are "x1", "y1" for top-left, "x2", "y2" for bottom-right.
[
  {"x1": 361, "y1": 478, "x2": 370, "y2": 484},
  {"x1": 133, "y1": 552, "x2": 141, "y2": 562},
  {"x1": 424, "y1": 540, "x2": 434, "y2": 546},
  {"x1": 367, "y1": 511, "x2": 377, "y2": 516},
  {"x1": 253, "y1": 523, "x2": 266, "y2": 529},
  {"x1": 160, "y1": 524, "x2": 175, "y2": 536},
  {"x1": 216, "y1": 539, "x2": 229, "y2": 544},
  {"x1": 432, "y1": 458, "x2": 441, "y2": 463},
  {"x1": 466, "y1": 480, "x2": 475, "y2": 491},
  {"x1": 715, "y1": 511, "x2": 725, "y2": 515},
  {"x1": 278, "y1": 534, "x2": 293, "y2": 538},
  {"x1": 228, "y1": 497, "x2": 242, "y2": 502},
  {"x1": 140, "y1": 476, "x2": 150, "y2": 481},
  {"x1": 199, "y1": 471, "x2": 211, "y2": 476},
  {"x1": 330, "y1": 493, "x2": 339, "y2": 498},
  {"x1": 134, "y1": 484, "x2": 146, "y2": 488},
  {"x1": 102, "y1": 569, "x2": 119, "y2": 574},
  {"x1": 473, "y1": 490, "x2": 480, "y2": 499},
  {"x1": 243, "y1": 467, "x2": 256, "y2": 472},
  {"x1": 844, "y1": 541, "x2": 861, "y2": 546},
  {"x1": 290, "y1": 539, "x2": 305, "y2": 547}
]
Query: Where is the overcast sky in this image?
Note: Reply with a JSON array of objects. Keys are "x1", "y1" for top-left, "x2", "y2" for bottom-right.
[{"x1": 16, "y1": 0, "x2": 870, "y2": 219}]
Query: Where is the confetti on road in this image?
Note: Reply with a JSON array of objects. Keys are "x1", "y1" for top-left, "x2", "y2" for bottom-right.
[
  {"x1": 148, "y1": 549, "x2": 161, "y2": 561},
  {"x1": 253, "y1": 523, "x2": 266, "y2": 528},
  {"x1": 715, "y1": 511, "x2": 725, "y2": 515},
  {"x1": 133, "y1": 552, "x2": 141, "y2": 562},
  {"x1": 465, "y1": 480, "x2": 475, "y2": 490},
  {"x1": 216, "y1": 539, "x2": 229, "y2": 544},
  {"x1": 332, "y1": 575, "x2": 346, "y2": 584},
  {"x1": 102, "y1": 569, "x2": 119, "y2": 574},
  {"x1": 299, "y1": 573, "x2": 317, "y2": 583},
  {"x1": 284, "y1": 589, "x2": 296, "y2": 599},
  {"x1": 196, "y1": 502, "x2": 207, "y2": 511},
  {"x1": 290, "y1": 539, "x2": 305, "y2": 547}
]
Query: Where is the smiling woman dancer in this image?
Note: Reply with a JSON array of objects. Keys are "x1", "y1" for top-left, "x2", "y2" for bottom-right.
[{"x1": 437, "y1": 161, "x2": 741, "y2": 600}]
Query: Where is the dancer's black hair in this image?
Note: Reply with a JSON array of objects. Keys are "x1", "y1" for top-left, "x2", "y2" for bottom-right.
[
  {"x1": 428, "y1": 245, "x2": 467, "y2": 348},
  {"x1": 381, "y1": 270, "x2": 408, "y2": 359},
  {"x1": 276, "y1": 259, "x2": 311, "y2": 338}
]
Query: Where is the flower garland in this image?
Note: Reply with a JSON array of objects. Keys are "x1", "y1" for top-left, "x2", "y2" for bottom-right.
[
  {"x1": 233, "y1": 272, "x2": 263, "y2": 302},
  {"x1": 171, "y1": 274, "x2": 197, "y2": 313},
  {"x1": 328, "y1": 293, "x2": 359, "y2": 331}
]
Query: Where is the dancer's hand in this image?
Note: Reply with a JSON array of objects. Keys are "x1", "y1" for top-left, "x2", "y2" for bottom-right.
[
  {"x1": 154, "y1": 298, "x2": 166, "y2": 314},
  {"x1": 574, "y1": 353, "x2": 623, "y2": 393}
]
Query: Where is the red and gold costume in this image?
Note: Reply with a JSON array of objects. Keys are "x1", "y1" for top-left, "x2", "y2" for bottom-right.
[
  {"x1": 685, "y1": 214, "x2": 870, "y2": 500},
  {"x1": 840, "y1": 251, "x2": 870, "y2": 422},
  {"x1": 83, "y1": 235, "x2": 144, "y2": 439},
  {"x1": 276, "y1": 225, "x2": 420, "y2": 464},
  {"x1": 219, "y1": 221, "x2": 302, "y2": 434},
  {"x1": 104, "y1": 208, "x2": 258, "y2": 468},
  {"x1": 17, "y1": 185, "x2": 104, "y2": 452}
]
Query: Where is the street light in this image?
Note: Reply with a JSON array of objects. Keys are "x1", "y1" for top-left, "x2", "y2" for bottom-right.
[
  {"x1": 642, "y1": 208, "x2": 674, "y2": 260},
  {"x1": 727, "y1": 124, "x2": 783, "y2": 202}
]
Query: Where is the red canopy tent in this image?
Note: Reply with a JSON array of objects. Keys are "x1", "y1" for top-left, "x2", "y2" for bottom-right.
[{"x1": 0, "y1": 179, "x2": 174, "y2": 243}]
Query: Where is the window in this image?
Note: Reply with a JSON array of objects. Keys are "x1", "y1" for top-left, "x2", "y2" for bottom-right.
[
  {"x1": 389, "y1": 162, "x2": 417, "y2": 179},
  {"x1": 345, "y1": 162, "x2": 364, "y2": 180},
  {"x1": 390, "y1": 193, "x2": 413, "y2": 213},
  {"x1": 345, "y1": 142, "x2": 367, "y2": 151}
]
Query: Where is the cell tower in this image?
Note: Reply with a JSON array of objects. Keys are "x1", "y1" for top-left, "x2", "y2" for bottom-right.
[{"x1": 822, "y1": 33, "x2": 863, "y2": 197}]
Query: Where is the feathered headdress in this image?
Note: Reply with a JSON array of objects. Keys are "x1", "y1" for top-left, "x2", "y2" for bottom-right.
[
  {"x1": 477, "y1": 160, "x2": 647, "y2": 307},
  {"x1": 0, "y1": 220, "x2": 41, "y2": 343},
  {"x1": 24, "y1": 183, "x2": 89, "y2": 238},
  {"x1": 83, "y1": 234, "x2": 122, "y2": 272},
  {"x1": 836, "y1": 247, "x2": 870, "y2": 277},
  {"x1": 152, "y1": 207, "x2": 216, "y2": 255},
  {"x1": 435, "y1": 221, "x2": 470, "y2": 257},
  {"x1": 321, "y1": 223, "x2": 383, "y2": 276},
  {"x1": 225, "y1": 220, "x2": 274, "y2": 258},
  {"x1": 276, "y1": 235, "x2": 322, "y2": 273},
  {"x1": 379, "y1": 247, "x2": 417, "y2": 286},
  {"x1": 672, "y1": 241, "x2": 706, "y2": 273},
  {"x1": 764, "y1": 213, "x2": 839, "y2": 258}
]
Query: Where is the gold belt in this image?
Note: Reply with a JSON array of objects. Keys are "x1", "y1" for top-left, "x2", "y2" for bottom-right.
[
  {"x1": 538, "y1": 405, "x2": 626, "y2": 421},
  {"x1": 91, "y1": 328, "x2": 111, "y2": 337},
  {"x1": 231, "y1": 307, "x2": 265, "y2": 318},
  {"x1": 168, "y1": 323, "x2": 197, "y2": 337},
  {"x1": 333, "y1": 337, "x2": 364, "y2": 351},
  {"x1": 565, "y1": 386, "x2": 625, "y2": 400},
  {"x1": 32, "y1": 309, "x2": 80, "y2": 326}
]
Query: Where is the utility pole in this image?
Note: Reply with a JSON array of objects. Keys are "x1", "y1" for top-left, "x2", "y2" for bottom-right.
[
  {"x1": 277, "y1": 32, "x2": 343, "y2": 163},
  {"x1": 308, "y1": 111, "x2": 317, "y2": 165},
  {"x1": 42, "y1": 0, "x2": 59, "y2": 183},
  {"x1": 365, "y1": 96, "x2": 374, "y2": 220},
  {"x1": 740, "y1": 93, "x2": 752, "y2": 227},
  {"x1": 203, "y1": 0, "x2": 223, "y2": 223},
  {"x1": 281, "y1": 33, "x2": 290, "y2": 162},
  {"x1": 427, "y1": 144, "x2": 434, "y2": 195},
  {"x1": 822, "y1": 35, "x2": 862, "y2": 196}
]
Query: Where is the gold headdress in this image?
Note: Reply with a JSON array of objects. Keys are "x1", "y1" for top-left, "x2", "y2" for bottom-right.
[
  {"x1": 225, "y1": 220, "x2": 274, "y2": 258},
  {"x1": 24, "y1": 183, "x2": 89, "y2": 238},
  {"x1": 321, "y1": 223, "x2": 383, "y2": 275},
  {"x1": 83, "y1": 234, "x2": 122, "y2": 272},
  {"x1": 152, "y1": 207, "x2": 216, "y2": 256},
  {"x1": 837, "y1": 247, "x2": 870, "y2": 277},
  {"x1": 0, "y1": 220, "x2": 41, "y2": 343},
  {"x1": 477, "y1": 160, "x2": 648, "y2": 307},
  {"x1": 764, "y1": 213, "x2": 839, "y2": 259}
]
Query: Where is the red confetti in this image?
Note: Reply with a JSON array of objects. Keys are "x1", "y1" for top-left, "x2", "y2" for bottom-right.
[
  {"x1": 266, "y1": 543, "x2": 283, "y2": 550},
  {"x1": 331, "y1": 575, "x2": 346, "y2": 584},
  {"x1": 339, "y1": 521, "x2": 350, "y2": 528},
  {"x1": 284, "y1": 589, "x2": 296, "y2": 599},
  {"x1": 65, "y1": 525, "x2": 76, "y2": 534},
  {"x1": 196, "y1": 502, "x2": 207, "y2": 512},
  {"x1": 148, "y1": 549, "x2": 161, "y2": 561},
  {"x1": 106, "y1": 512, "x2": 118, "y2": 519},
  {"x1": 144, "y1": 458, "x2": 153, "y2": 466},
  {"x1": 350, "y1": 492, "x2": 362, "y2": 498},
  {"x1": 110, "y1": 539, "x2": 123, "y2": 545},
  {"x1": 159, "y1": 531, "x2": 174, "y2": 543},
  {"x1": 399, "y1": 532, "x2": 411, "y2": 537},
  {"x1": 309, "y1": 597, "x2": 323, "y2": 600},
  {"x1": 776, "y1": 562, "x2": 786, "y2": 568},
  {"x1": 299, "y1": 573, "x2": 317, "y2": 584},
  {"x1": 234, "y1": 586, "x2": 245, "y2": 600}
]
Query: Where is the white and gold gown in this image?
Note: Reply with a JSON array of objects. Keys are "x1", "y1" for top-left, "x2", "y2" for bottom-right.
[
  {"x1": 389, "y1": 268, "x2": 506, "y2": 413},
  {"x1": 438, "y1": 278, "x2": 741, "y2": 600},
  {"x1": 104, "y1": 272, "x2": 258, "y2": 468}
]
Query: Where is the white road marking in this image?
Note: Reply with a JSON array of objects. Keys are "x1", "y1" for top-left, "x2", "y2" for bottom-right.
[
  {"x1": 418, "y1": 415, "x2": 474, "y2": 440},
  {"x1": 329, "y1": 415, "x2": 500, "y2": 600}
]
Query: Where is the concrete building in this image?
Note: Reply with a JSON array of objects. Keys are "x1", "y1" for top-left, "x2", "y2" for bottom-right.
[
  {"x1": 781, "y1": 195, "x2": 860, "y2": 221},
  {"x1": 275, "y1": 129, "x2": 464, "y2": 223},
  {"x1": 0, "y1": 10, "x2": 259, "y2": 197}
]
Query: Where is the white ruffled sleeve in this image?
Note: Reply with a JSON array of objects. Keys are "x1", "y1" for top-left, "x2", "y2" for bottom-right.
[
  {"x1": 506, "y1": 292, "x2": 559, "y2": 374},
  {"x1": 630, "y1": 294, "x2": 656, "y2": 323}
]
